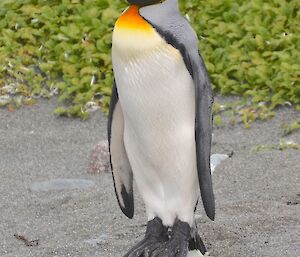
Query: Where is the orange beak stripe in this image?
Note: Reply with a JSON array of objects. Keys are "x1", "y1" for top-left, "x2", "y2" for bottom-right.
[{"x1": 115, "y1": 5, "x2": 153, "y2": 31}]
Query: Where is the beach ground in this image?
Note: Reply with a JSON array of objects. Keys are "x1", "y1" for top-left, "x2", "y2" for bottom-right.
[{"x1": 0, "y1": 98, "x2": 299, "y2": 257}]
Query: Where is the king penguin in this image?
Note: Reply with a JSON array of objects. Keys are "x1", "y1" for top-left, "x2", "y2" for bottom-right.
[{"x1": 108, "y1": 0, "x2": 215, "y2": 256}]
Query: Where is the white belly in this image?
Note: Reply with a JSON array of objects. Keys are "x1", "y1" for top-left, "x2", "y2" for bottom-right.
[{"x1": 112, "y1": 31, "x2": 199, "y2": 226}]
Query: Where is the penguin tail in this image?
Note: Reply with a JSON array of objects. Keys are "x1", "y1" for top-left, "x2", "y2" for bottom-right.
[{"x1": 188, "y1": 231, "x2": 207, "y2": 255}]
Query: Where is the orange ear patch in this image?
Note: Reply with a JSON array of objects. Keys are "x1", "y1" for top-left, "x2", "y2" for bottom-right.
[{"x1": 115, "y1": 5, "x2": 152, "y2": 31}]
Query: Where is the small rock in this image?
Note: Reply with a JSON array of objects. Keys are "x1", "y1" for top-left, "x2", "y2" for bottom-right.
[{"x1": 88, "y1": 141, "x2": 110, "y2": 174}]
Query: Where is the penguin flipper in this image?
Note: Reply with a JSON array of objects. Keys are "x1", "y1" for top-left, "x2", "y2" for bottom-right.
[
  {"x1": 108, "y1": 81, "x2": 134, "y2": 219},
  {"x1": 194, "y1": 55, "x2": 215, "y2": 221},
  {"x1": 140, "y1": 6, "x2": 215, "y2": 221}
]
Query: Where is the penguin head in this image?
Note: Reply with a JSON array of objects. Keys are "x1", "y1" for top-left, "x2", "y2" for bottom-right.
[{"x1": 127, "y1": 0, "x2": 163, "y2": 7}]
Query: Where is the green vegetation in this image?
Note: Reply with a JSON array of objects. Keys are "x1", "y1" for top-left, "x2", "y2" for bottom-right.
[
  {"x1": 0, "y1": 0, "x2": 299, "y2": 120},
  {"x1": 282, "y1": 120, "x2": 300, "y2": 136},
  {"x1": 253, "y1": 139, "x2": 300, "y2": 152},
  {"x1": 0, "y1": 0, "x2": 122, "y2": 118}
]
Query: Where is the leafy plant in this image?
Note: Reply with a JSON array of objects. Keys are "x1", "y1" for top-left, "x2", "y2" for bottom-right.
[
  {"x1": 253, "y1": 139, "x2": 300, "y2": 152},
  {"x1": 282, "y1": 120, "x2": 300, "y2": 136},
  {"x1": 0, "y1": 0, "x2": 299, "y2": 120},
  {"x1": 0, "y1": 0, "x2": 123, "y2": 117}
]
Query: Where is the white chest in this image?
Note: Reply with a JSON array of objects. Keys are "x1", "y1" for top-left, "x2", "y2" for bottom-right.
[
  {"x1": 112, "y1": 5, "x2": 195, "y2": 145},
  {"x1": 113, "y1": 41, "x2": 194, "y2": 129}
]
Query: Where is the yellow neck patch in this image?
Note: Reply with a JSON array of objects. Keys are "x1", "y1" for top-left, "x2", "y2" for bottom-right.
[{"x1": 115, "y1": 5, "x2": 152, "y2": 31}]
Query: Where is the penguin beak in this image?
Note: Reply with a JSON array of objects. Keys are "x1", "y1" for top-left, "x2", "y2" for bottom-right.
[{"x1": 127, "y1": 0, "x2": 162, "y2": 6}]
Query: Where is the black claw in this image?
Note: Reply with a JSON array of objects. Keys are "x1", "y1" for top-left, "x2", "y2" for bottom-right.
[
  {"x1": 189, "y1": 225, "x2": 207, "y2": 255},
  {"x1": 123, "y1": 217, "x2": 168, "y2": 257},
  {"x1": 193, "y1": 233, "x2": 207, "y2": 255},
  {"x1": 142, "y1": 241, "x2": 163, "y2": 257},
  {"x1": 149, "y1": 220, "x2": 191, "y2": 257}
]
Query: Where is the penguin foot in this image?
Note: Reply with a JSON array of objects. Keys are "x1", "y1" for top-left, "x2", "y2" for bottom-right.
[
  {"x1": 150, "y1": 220, "x2": 191, "y2": 257},
  {"x1": 123, "y1": 217, "x2": 168, "y2": 257}
]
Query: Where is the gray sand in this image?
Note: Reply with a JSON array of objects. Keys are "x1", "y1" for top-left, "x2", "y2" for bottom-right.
[{"x1": 0, "y1": 98, "x2": 299, "y2": 257}]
